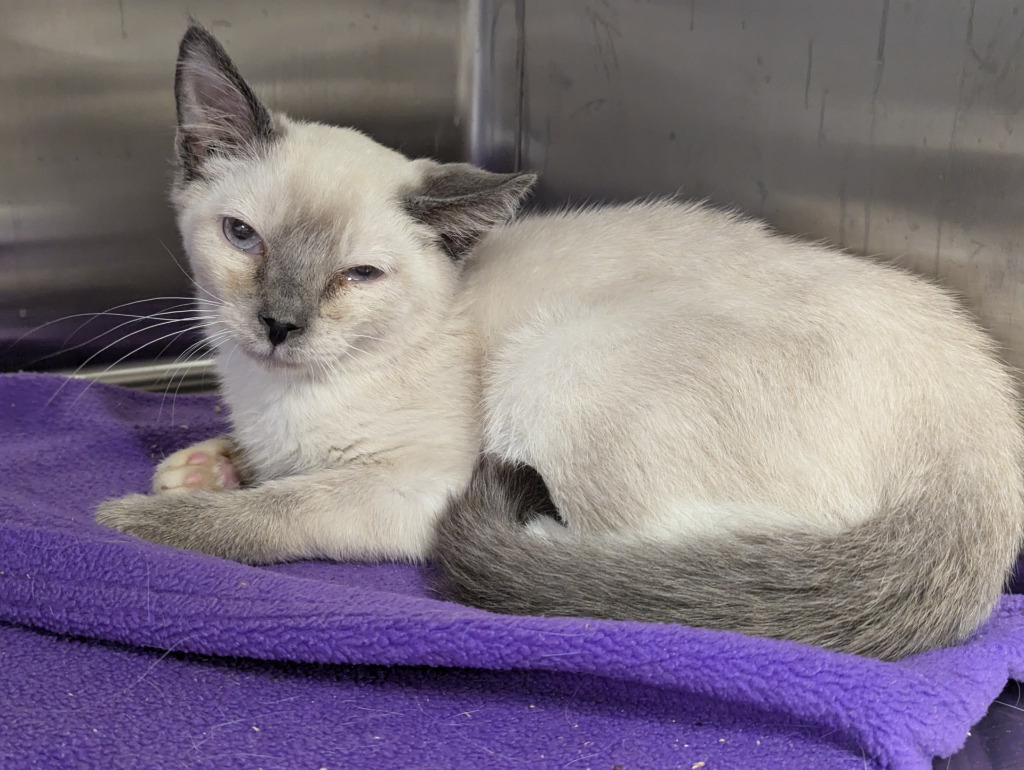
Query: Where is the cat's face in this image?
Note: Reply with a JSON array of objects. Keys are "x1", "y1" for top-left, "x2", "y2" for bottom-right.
[
  {"x1": 174, "y1": 118, "x2": 449, "y2": 374},
  {"x1": 171, "y1": 24, "x2": 534, "y2": 378}
]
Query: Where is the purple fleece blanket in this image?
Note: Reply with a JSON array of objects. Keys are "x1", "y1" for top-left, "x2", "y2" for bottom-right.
[{"x1": 2, "y1": 372, "x2": 1023, "y2": 769}]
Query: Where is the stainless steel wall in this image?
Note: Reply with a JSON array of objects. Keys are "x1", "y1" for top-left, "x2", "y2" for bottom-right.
[
  {"x1": 4, "y1": 1, "x2": 1024, "y2": 374},
  {"x1": 498, "y1": 1, "x2": 1024, "y2": 370}
]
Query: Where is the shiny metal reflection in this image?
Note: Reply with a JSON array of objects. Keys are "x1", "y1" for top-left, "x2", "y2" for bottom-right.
[{"x1": 60, "y1": 357, "x2": 217, "y2": 393}]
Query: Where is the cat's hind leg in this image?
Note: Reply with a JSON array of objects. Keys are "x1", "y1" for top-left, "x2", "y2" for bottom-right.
[{"x1": 153, "y1": 437, "x2": 240, "y2": 494}]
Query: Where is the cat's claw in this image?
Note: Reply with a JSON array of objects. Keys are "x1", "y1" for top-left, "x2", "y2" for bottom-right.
[{"x1": 153, "y1": 438, "x2": 240, "y2": 494}]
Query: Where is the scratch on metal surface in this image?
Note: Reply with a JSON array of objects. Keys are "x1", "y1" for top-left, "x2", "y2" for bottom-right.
[
  {"x1": 541, "y1": 115, "x2": 552, "y2": 175},
  {"x1": 838, "y1": 152, "x2": 849, "y2": 248},
  {"x1": 863, "y1": 200, "x2": 873, "y2": 255},
  {"x1": 872, "y1": 0, "x2": 890, "y2": 97},
  {"x1": 514, "y1": 0, "x2": 526, "y2": 172},
  {"x1": 865, "y1": 0, "x2": 891, "y2": 253},
  {"x1": 585, "y1": 4, "x2": 622, "y2": 80},
  {"x1": 804, "y1": 39, "x2": 814, "y2": 109},
  {"x1": 937, "y1": 0, "x2": 977, "y2": 272},
  {"x1": 994, "y1": 28, "x2": 1024, "y2": 86},
  {"x1": 817, "y1": 90, "x2": 828, "y2": 146},
  {"x1": 569, "y1": 98, "x2": 608, "y2": 118}
]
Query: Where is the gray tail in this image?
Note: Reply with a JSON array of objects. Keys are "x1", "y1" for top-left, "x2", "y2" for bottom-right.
[{"x1": 430, "y1": 459, "x2": 1020, "y2": 660}]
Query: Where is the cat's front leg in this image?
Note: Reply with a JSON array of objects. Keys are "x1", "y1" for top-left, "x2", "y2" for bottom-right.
[
  {"x1": 95, "y1": 466, "x2": 457, "y2": 564},
  {"x1": 152, "y1": 437, "x2": 242, "y2": 494}
]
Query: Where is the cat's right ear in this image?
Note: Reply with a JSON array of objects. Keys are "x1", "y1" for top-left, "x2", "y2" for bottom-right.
[
  {"x1": 404, "y1": 164, "x2": 537, "y2": 261},
  {"x1": 174, "y1": 22, "x2": 276, "y2": 181}
]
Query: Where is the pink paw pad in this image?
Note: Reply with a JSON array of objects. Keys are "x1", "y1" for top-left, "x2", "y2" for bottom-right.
[{"x1": 152, "y1": 439, "x2": 240, "y2": 495}]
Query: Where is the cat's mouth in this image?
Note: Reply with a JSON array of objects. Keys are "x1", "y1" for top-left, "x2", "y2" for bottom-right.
[{"x1": 240, "y1": 340, "x2": 308, "y2": 371}]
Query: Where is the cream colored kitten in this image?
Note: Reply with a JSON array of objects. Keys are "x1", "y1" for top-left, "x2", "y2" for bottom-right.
[{"x1": 97, "y1": 24, "x2": 1024, "y2": 660}]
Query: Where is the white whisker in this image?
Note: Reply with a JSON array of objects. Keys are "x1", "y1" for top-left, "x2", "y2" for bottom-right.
[
  {"x1": 157, "y1": 240, "x2": 221, "y2": 304},
  {"x1": 53, "y1": 323, "x2": 211, "y2": 406},
  {"x1": 6, "y1": 295, "x2": 221, "y2": 362},
  {"x1": 159, "y1": 330, "x2": 232, "y2": 423},
  {"x1": 28, "y1": 310, "x2": 214, "y2": 368}
]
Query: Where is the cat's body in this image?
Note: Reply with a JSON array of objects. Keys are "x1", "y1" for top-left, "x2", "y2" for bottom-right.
[
  {"x1": 96, "y1": 24, "x2": 1024, "y2": 660},
  {"x1": 468, "y1": 200, "x2": 1013, "y2": 539},
  {"x1": 441, "y1": 200, "x2": 1024, "y2": 659}
]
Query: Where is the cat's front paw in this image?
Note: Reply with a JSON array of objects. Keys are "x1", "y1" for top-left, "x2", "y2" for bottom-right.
[
  {"x1": 153, "y1": 438, "x2": 239, "y2": 494},
  {"x1": 96, "y1": 492, "x2": 227, "y2": 558},
  {"x1": 95, "y1": 491, "x2": 272, "y2": 563},
  {"x1": 95, "y1": 493, "x2": 191, "y2": 548}
]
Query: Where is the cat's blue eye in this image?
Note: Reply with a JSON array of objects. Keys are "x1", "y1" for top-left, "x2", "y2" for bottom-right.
[
  {"x1": 221, "y1": 217, "x2": 264, "y2": 256},
  {"x1": 340, "y1": 265, "x2": 384, "y2": 282}
]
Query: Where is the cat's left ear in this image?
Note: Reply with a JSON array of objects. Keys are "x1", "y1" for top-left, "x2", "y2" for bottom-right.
[
  {"x1": 404, "y1": 163, "x2": 537, "y2": 260},
  {"x1": 174, "y1": 22, "x2": 276, "y2": 181}
]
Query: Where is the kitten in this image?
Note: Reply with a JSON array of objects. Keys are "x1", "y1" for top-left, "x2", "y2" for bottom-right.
[{"x1": 97, "y1": 24, "x2": 1024, "y2": 661}]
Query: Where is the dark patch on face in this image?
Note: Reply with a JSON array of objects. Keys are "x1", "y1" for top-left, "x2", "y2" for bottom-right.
[
  {"x1": 174, "y1": 22, "x2": 278, "y2": 182},
  {"x1": 255, "y1": 221, "x2": 333, "y2": 333},
  {"x1": 403, "y1": 163, "x2": 537, "y2": 260},
  {"x1": 242, "y1": 213, "x2": 354, "y2": 346}
]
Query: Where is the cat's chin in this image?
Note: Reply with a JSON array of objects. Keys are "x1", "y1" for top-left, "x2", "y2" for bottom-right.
[{"x1": 240, "y1": 344, "x2": 310, "y2": 373}]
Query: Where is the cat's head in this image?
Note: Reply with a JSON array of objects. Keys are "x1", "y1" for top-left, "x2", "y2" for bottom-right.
[{"x1": 171, "y1": 23, "x2": 535, "y2": 376}]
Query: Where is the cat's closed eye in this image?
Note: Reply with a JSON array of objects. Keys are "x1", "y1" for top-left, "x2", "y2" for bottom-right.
[
  {"x1": 221, "y1": 216, "x2": 265, "y2": 256},
  {"x1": 325, "y1": 266, "x2": 385, "y2": 298},
  {"x1": 338, "y1": 266, "x2": 384, "y2": 283}
]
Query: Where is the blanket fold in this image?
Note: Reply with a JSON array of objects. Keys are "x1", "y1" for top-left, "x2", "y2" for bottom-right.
[{"x1": 1, "y1": 372, "x2": 1022, "y2": 770}]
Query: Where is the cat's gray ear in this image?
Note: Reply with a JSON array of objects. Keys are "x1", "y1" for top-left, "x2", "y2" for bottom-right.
[
  {"x1": 404, "y1": 164, "x2": 537, "y2": 260},
  {"x1": 174, "y1": 22, "x2": 276, "y2": 181}
]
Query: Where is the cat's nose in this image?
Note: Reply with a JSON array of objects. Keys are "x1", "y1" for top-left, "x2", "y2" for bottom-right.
[{"x1": 259, "y1": 315, "x2": 303, "y2": 346}]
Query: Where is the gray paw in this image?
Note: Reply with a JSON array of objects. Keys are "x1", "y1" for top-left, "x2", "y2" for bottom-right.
[
  {"x1": 95, "y1": 491, "x2": 271, "y2": 564},
  {"x1": 95, "y1": 493, "x2": 196, "y2": 549}
]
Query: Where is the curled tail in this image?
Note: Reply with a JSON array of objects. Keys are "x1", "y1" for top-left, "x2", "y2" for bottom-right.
[{"x1": 431, "y1": 459, "x2": 1021, "y2": 660}]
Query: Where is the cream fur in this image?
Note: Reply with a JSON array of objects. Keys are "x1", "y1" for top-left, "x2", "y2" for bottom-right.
[{"x1": 466, "y1": 201, "x2": 1022, "y2": 540}]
